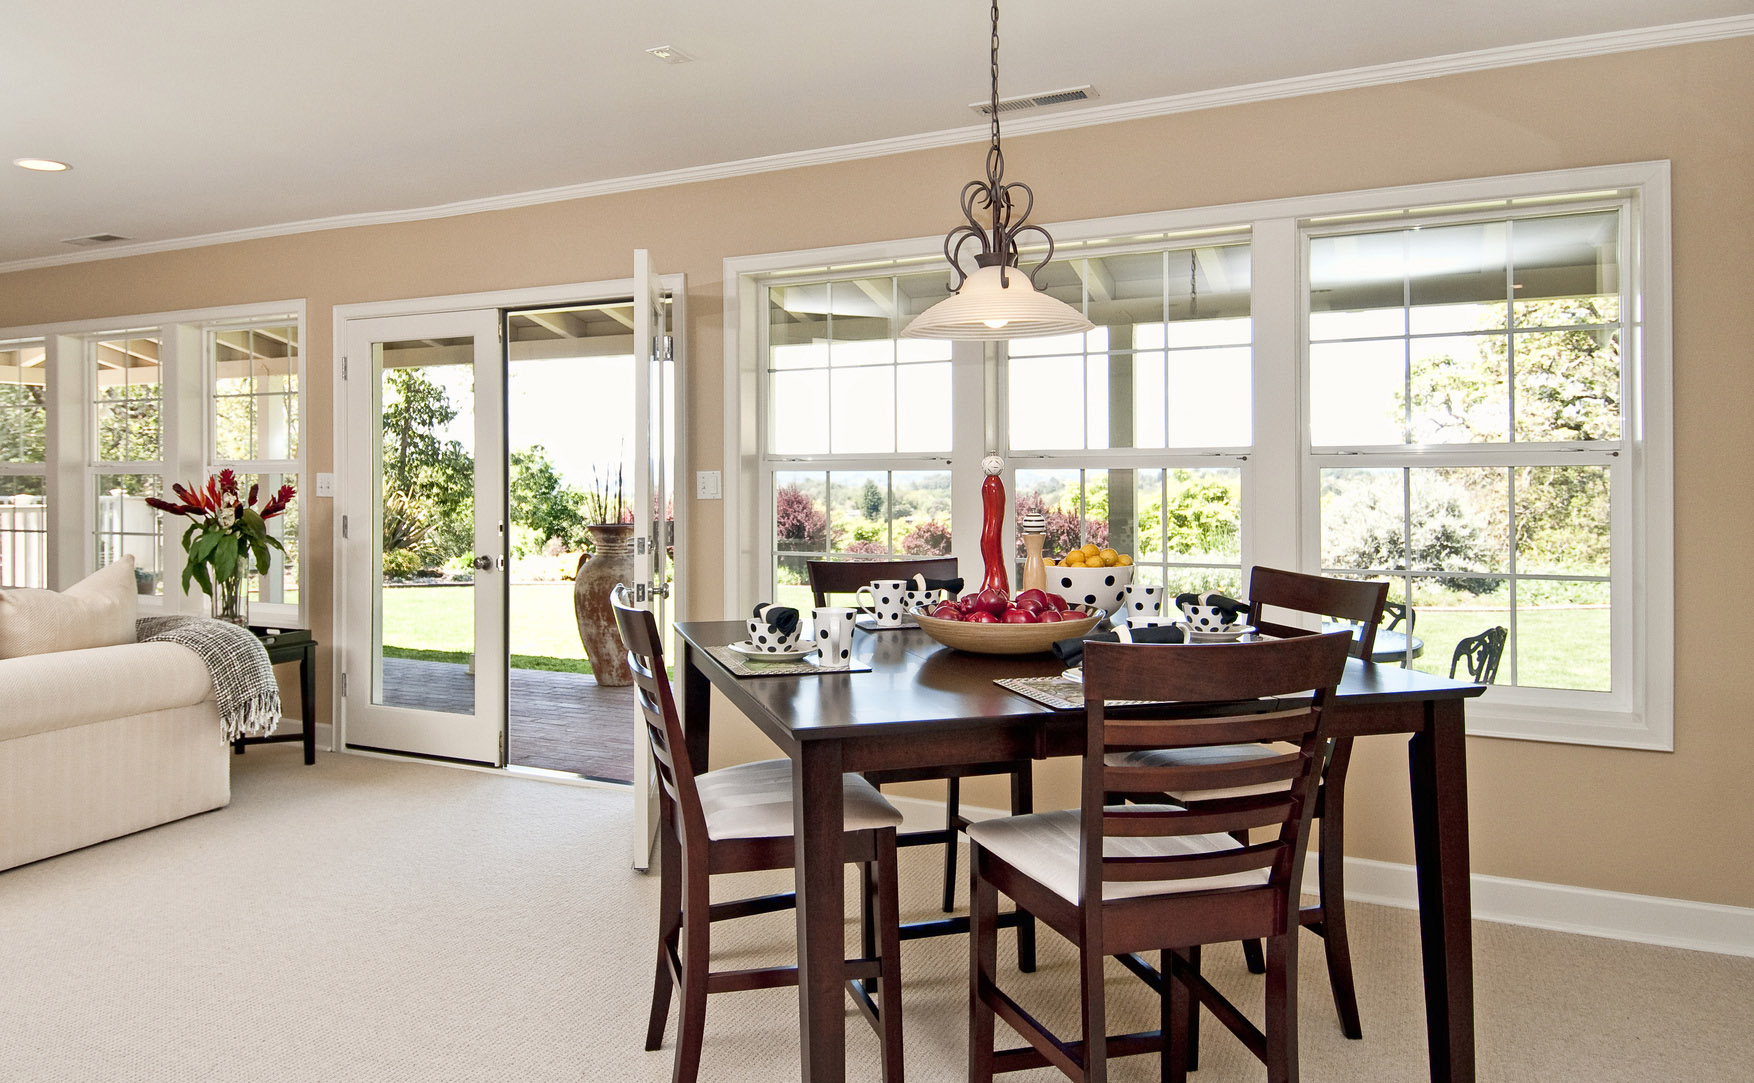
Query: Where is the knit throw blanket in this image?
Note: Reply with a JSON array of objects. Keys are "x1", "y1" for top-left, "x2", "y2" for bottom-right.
[{"x1": 136, "y1": 616, "x2": 281, "y2": 742}]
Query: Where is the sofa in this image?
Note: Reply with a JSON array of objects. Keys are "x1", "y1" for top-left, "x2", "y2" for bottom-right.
[{"x1": 0, "y1": 558, "x2": 230, "y2": 872}]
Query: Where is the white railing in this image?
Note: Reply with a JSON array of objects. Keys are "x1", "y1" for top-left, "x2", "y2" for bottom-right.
[
  {"x1": 95, "y1": 492, "x2": 162, "y2": 587},
  {"x1": 0, "y1": 495, "x2": 48, "y2": 588}
]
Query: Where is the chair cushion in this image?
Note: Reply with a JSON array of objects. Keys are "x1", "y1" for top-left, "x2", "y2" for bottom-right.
[
  {"x1": 696, "y1": 759, "x2": 903, "y2": 841},
  {"x1": 966, "y1": 806, "x2": 1268, "y2": 904},
  {"x1": 1107, "y1": 742, "x2": 1301, "y2": 801},
  {"x1": 0, "y1": 556, "x2": 138, "y2": 660}
]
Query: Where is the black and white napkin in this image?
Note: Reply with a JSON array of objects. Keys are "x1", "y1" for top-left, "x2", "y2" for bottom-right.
[
  {"x1": 752, "y1": 604, "x2": 801, "y2": 638},
  {"x1": 909, "y1": 573, "x2": 964, "y2": 598},
  {"x1": 1172, "y1": 591, "x2": 1250, "y2": 622},
  {"x1": 1050, "y1": 622, "x2": 1187, "y2": 666}
]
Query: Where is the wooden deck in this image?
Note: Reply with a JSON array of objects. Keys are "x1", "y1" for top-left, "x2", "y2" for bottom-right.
[{"x1": 380, "y1": 658, "x2": 633, "y2": 783}]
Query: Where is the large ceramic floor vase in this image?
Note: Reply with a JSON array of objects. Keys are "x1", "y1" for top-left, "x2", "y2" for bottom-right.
[{"x1": 574, "y1": 522, "x2": 635, "y2": 686}]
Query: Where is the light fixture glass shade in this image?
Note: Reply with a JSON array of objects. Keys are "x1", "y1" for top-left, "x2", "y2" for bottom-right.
[{"x1": 901, "y1": 264, "x2": 1094, "y2": 340}]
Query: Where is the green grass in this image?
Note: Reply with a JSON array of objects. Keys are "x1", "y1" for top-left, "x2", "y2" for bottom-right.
[
  {"x1": 381, "y1": 582, "x2": 592, "y2": 672},
  {"x1": 380, "y1": 644, "x2": 592, "y2": 675}
]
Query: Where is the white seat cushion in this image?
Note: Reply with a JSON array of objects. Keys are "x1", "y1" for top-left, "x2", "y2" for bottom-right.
[
  {"x1": 966, "y1": 805, "x2": 1268, "y2": 904},
  {"x1": 696, "y1": 758, "x2": 903, "y2": 841}
]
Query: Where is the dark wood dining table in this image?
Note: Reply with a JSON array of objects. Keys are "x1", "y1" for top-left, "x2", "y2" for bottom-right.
[{"x1": 674, "y1": 620, "x2": 1485, "y2": 1083}]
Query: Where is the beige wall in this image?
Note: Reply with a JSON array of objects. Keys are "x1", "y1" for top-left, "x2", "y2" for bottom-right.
[{"x1": 5, "y1": 37, "x2": 1750, "y2": 908}]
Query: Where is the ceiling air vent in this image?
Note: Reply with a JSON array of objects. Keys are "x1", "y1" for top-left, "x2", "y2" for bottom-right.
[
  {"x1": 62, "y1": 233, "x2": 129, "y2": 247},
  {"x1": 970, "y1": 85, "x2": 1097, "y2": 117}
]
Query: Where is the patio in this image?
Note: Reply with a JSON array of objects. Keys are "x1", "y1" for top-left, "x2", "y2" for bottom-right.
[{"x1": 380, "y1": 657, "x2": 633, "y2": 783}]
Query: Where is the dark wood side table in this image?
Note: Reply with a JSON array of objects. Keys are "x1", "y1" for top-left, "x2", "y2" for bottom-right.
[{"x1": 233, "y1": 626, "x2": 317, "y2": 765}]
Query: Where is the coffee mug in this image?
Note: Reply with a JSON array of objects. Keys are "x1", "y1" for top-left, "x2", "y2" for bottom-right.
[
  {"x1": 1122, "y1": 583, "x2": 1164, "y2": 621},
  {"x1": 854, "y1": 579, "x2": 909, "y2": 628},
  {"x1": 813, "y1": 607, "x2": 858, "y2": 667},
  {"x1": 1178, "y1": 602, "x2": 1239, "y2": 632}
]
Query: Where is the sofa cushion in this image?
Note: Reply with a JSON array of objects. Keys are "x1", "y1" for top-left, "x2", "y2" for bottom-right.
[
  {"x1": 0, "y1": 556, "x2": 139, "y2": 660},
  {"x1": 0, "y1": 641, "x2": 214, "y2": 742}
]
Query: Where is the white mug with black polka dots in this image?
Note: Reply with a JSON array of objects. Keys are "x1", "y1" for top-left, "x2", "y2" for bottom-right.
[
  {"x1": 1122, "y1": 584, "x2": 1164, "y2": 623},
  {"x1": 813, "y1": 607, "x2": 858, "y2": 668},
  {"x1": 854, "y1": 579, "x2": 909, "y2": 628}
]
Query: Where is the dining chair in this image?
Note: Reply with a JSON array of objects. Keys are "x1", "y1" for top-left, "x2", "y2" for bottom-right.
[
  {"x1": 1450, "y1": 625, "x2": 1507, "y2": 684},
  {"x1": 1114, "y1": 566, "x2": 1386, "y2": 1039},
  {"x1": 968, "y1": 632, "x2": 1354, "y2": 1083},
  {"x1": 808, "y1": 556, "x2": 1037, "y2": 949},
  {"x1": 612, "y1": 587, "x2": 905, "y2": 1083}
]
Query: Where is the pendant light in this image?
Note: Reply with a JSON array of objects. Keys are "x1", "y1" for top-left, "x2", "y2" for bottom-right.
[{"x1": 902, "y1": 0, "x2": 1093, "y2": 341}]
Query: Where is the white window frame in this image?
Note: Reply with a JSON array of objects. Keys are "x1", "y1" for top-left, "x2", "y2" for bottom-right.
[
  {"x1": 729, "y1": 162, "x2": 1671, "y2": 750},
  {"x1": 0, "y1": 335, "x2": 50, "y2": 588},
  {"x1": 0, "y1": 301, "x2": 308, "y2": 626}
]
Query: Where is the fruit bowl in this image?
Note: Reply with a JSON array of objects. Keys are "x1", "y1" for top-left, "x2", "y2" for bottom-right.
[
  {"x1": 1043, "y1": 564, "x2": 1134, "y2": 616},
  {"x1": 910, "y1": 603, "x2": 1103, "y2": 655}
]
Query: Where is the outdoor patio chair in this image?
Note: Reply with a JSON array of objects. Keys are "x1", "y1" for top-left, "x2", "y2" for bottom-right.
[
  {"x1": 612, "y1": 586, "x2": 905, "y2": 1083},
  {"x1": 809, "y1": 556, "x2": 1037, "y2": 959},
  {"x1": 1451, "y1": 625, "x2": 1507, "y2": 684},
  {"x1": 968, "y1": 632, "x2": 1353, "y2": 1083}
]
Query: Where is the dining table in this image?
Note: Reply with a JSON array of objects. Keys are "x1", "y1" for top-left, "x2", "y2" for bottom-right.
[{"x1": 674, "y1": 620, "x2": 1486, "y2": 1083}]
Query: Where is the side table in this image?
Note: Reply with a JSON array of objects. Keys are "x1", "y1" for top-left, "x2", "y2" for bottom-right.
[{"x1": 234, "y1": 626, "x2": 317, "y2": 765}]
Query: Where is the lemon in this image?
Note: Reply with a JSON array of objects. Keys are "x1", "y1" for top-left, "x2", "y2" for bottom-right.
[
  {"x1": 1080, "y1": 542, "x2": 1100, "y2": 557},
  {"x1": 1116, "y1": 554, "x2": 1133, "y2": 567}
]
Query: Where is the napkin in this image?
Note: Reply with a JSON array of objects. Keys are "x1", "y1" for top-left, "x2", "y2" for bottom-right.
[
  {"x1": 1051, "y1": 622, "x2": 1187, "y2": 665},
  {"x1": 751, "y1": 604, "x2": 801, "y2": 638},
  {"x1": 909, "y1": 573, "x2": 965, "y2": 597},
  {"x1": 1173, "y1": 591, "x2": 1250, "y2": 621}
]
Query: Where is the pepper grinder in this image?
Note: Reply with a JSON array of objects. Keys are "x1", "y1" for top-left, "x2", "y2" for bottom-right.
[{"x1": 1019, "y1": 511, "x2": 1047, "y2": 593}]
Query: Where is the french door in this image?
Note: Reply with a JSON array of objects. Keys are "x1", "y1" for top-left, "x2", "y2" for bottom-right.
[{"x1": 341, "y1": 309, "x2": 507, "y2": 764}]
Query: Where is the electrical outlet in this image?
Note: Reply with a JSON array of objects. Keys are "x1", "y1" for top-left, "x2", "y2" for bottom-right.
[
  {"x1": 695, "y1": 470, "x2": 722, "y2": 500},
  {"x1": 315, "y1": 473, "x2": 335, "y2": 497}
]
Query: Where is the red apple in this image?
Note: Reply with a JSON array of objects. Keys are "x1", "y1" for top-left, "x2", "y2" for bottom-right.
[
  {"x1": 1042, "y1": 592, "x2": 1069, "y2": 612},
  {"x1": 965, "y1": 610, "x2": 999, "y2": 623},
  {"x1": 1013, "y1": 597, "x2": 1044, "y2": 615},
  {"x1": 956, "y1": 593, "x2": 981, "y2": 614},
  {"x1": 931, "y1": 603, "x2": 963, "y2": 621},
  {"x1": 1015, "y1": 588, "x2": 1047, "y2": 607},
  {"x1": 1036, "y1": 609, "x2": 1064, "y2": 623},
  {"x1": 1001, "y1": 608, "x2": 1038, "y2": 624},
  {"x1": 974, "y1": 587, "x2": 1010, "y2": 616}
]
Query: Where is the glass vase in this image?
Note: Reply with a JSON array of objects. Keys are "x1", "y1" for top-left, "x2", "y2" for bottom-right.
[{"x1": 210, "y1": 564, "x2": 250, "y2": 626}]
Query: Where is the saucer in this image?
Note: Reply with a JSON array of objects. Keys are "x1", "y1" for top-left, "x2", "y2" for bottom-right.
[{"x1": 727, "y1": 641, "x2": 816, "y2": 662}]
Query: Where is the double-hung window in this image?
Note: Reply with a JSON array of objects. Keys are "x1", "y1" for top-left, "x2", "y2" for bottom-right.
[
  {"x1": 89, "y1": 328, "x2": 167, "y2": 598},
  {"x1": 0, "y1": 337, "x2": 48, "y2": 587},
  {"x1": 736, "y1": 161, "x2": 1670, "y2": 748},
  {"x1": 208, "y1": 319, "x2": 301, "y2": 619}
]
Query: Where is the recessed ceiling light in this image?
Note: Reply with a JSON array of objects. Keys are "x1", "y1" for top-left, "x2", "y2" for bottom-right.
[
  {"x1": 14, "y1": 158, "x2": 71, "y2": 172},
  {"x1": 645, "y1": 45, "x2": 693, "y2": 64}
]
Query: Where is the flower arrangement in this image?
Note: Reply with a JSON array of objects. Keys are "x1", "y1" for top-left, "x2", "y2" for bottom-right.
[{"x1": 147, "y1": 469, "x2": 295, "y2": 622}]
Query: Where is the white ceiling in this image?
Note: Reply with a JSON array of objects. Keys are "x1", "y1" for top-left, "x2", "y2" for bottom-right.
[{"x1": 4, "y1": 1, "x2": 1751, "y2": 270}]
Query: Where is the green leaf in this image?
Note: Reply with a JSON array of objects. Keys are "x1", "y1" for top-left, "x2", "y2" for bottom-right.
[
  {"x1": 211, "y1": 542, "x2": 236, "y2": 582},
  {"x1": 251, "y1": 538, "x2": 270, "y2": 574}
]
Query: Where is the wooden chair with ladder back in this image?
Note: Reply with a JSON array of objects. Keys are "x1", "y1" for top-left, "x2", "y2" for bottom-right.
[
  {"x1": 1110, "y1": 566, "x2": 1387, "y2": 1040},
  {"x1": 613, "y1": 586, "x2": 906, "y2": 1083},
  {"x1": 968, "y1": 631, "x2": 1354, "y2": 1083},
  {"x1": 807, "y1": 556, "x2": 1037, "y2": 968}
]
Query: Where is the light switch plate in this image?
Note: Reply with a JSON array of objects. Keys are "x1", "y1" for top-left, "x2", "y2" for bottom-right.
[
  {"x1": 695, "y1": 470, "x2": 722, "y2": 500},
  {"x1": 315, "y1": 472, "x2": 336, "y2": 497}
]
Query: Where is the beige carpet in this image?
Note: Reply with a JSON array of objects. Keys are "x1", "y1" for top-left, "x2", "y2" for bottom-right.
[{"x1": 1, "y1": 747, "x2": 1748, "y2": 1082}]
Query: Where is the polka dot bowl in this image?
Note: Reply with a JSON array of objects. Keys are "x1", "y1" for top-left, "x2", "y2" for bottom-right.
[{"x1": 1044, "y1": 564, "x2": 1134, "y2": 617}]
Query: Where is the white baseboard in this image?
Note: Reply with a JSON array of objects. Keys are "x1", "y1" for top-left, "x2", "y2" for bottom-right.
[{"x1": 890, "y1": 795, "x2": 1754, "y2": 958}]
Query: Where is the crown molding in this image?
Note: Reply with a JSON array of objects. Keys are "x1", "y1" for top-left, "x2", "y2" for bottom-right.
[{"x1": 3, "y1": 14, "x2": 1750, "y2": 276}]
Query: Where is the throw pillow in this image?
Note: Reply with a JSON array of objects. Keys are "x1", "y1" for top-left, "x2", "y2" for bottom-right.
[{"x1": 0, "y1": 555, "x2": 140, "y2": 659}]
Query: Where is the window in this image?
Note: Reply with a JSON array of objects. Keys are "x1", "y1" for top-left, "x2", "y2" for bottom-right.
[
  {"x1": 208, "y1": 320, "x2": 301, "y2": 613},
  {"x1": 1309, "y1": 209, "x2": 1624, "y2": 695},
  {"x1": 735, "y1": 162, "x2": 1670, "y2": 747},
  {"x1": 0, "y1": 337, "x2": 48, "y2": 587},
  {"x1": 89, "y1": 329, "x2": 166, "y2": 597}
]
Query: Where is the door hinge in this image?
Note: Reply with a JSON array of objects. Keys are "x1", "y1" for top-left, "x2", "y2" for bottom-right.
[
  {"x1": 342, "y1": 514, "x2": 349, "y2": 539},
  {"x1": 341, "y1": 672, "x2": 349, "y2": 698},
  {"x1": 662, "y1": 334, "x2": 674, "y2": 363},
  {"x1": 341, "y1": 356, "x2": 348, "y2": 380},
  {"x1": 636, "y1": 582, "x2": 647, "y2": 603},
  {"x1": 637, "y1": 536, "x2": 648, "y2": 555}
]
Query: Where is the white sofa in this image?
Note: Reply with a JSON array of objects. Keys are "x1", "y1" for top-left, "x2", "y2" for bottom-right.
[{"x1": 0, "y1": 639, "x2": 229, "y2": 872}]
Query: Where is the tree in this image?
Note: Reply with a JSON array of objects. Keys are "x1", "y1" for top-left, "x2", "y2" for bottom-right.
[
  {"x1": 1323, "y1": 472, "x2": 1498, "y2": 594},
  {"x1": 510, "y1": 445, "x2": 586, "y2": 555},
  {"x1": 380, "y1": 369, "x2": 473, "y2": 565},
  {"x1": 775, "y1": 484, "x2": 828, "y2": 552},
  {"x1": 900, "y1": 519, "x2": 952, "y2": 556},
  {"x1": 859, "y1": 479, "x2": 884, "y2": 520}
]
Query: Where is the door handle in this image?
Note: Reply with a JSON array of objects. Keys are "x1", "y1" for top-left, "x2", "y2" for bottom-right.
[{"x1": 472, "y1": 555, "x2": 494, "y2": 571}]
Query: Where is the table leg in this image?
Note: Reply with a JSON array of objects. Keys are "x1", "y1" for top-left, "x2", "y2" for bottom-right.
[
  {"x1": 1408, "y1": 700, "x2": 1475, "y2": 1083},
  {"x1": 681, "y1": 642, "x2": 712, "y2": 775},
  {"x1": 300, "y1": 643, "x2": 316, "y2": 765},
  {"x1": 794, "y1": 741, "x2": 846, "y2": 1083}
]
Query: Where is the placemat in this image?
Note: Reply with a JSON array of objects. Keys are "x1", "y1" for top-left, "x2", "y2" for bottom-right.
[
  {"x1": 856, "y1": 615, "x2": 919, "y2": 631},
  {"x1": 994, "y1": 675, "x2": 1155, "y2": 711},
  {"x1": 707, "y1": 644, "x2": 872, "y2": 678}
]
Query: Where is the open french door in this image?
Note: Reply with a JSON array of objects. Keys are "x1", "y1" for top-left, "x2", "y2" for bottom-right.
[
  {"x1": 340, "y1": 310, "x2": 507, "y2": 765},
  {"x1": 630, "y1": 250, "x2": 673, "y2": 869}
]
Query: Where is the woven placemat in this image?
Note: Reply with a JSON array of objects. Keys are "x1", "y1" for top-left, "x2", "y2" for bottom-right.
[
  {"x1": 855, "y1": 615, "x2": 919, "y2": 631},
  {"x1": 706, "y1": 644, "x2": 872, "y2": 678},
  {"x1": 994, "y1": 675, "x2": 1155, "y2": 710}
]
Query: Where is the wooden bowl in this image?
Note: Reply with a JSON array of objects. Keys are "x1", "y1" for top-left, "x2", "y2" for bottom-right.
[{"x1": 910, "y1": 604, "x2": 1103, "y2": 655}]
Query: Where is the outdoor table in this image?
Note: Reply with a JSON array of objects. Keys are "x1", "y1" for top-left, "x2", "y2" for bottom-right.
[
  {"x1": 1324, "y1": 620, "x2": 1425, "y2": 664},
  {"x1": 674, "y1": 620, "x2": 1484, "y2": 1083}
]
